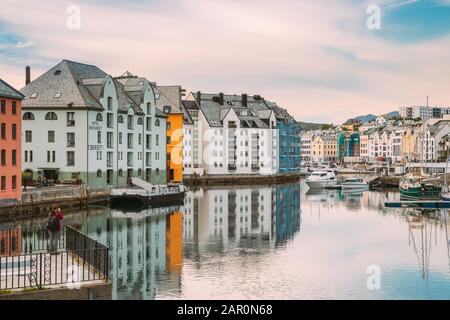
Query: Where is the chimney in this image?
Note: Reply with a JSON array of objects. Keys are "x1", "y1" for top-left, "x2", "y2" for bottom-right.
[
  {"x1": 242, "y1": 93, "x2": 248, "y2": 107},
  {"x1": 196, "y1": 91, "x2": 201, "y2": 104},
  {"x1": 219, "y1": 92, "x2": 224, "y2": 105},
  {"x1": 25, "y1": 66, "x2": 31, "y2": 85}
]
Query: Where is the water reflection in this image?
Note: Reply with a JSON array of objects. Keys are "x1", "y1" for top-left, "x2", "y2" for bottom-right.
[
  {"x1": 2, "y1": 182, "x2": 450, "y2": 299},
  {"x1": 80, "y1": 183, "x2": 301, "y2": 300}
]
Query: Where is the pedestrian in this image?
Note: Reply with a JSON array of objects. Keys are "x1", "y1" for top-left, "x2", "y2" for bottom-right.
[{"x1": 47, "y1": 207, "x2": 63, "y2": 254}]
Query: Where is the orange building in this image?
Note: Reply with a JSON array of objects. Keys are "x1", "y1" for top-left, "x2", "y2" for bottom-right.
[
  {"x1": 166, "y1": 211, "x2": 183, "y2": 272},
  {"x1": 0, "y1": 79, "x2": 24, "y2": 203},
  {"x1": 155, "y1": 86, "x2": 184, "y2": 183}
]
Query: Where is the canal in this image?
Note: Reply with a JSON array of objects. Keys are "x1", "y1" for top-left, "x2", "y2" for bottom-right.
[{"x1": 3, "y1": 182, "x2": 450, "y2": 299}]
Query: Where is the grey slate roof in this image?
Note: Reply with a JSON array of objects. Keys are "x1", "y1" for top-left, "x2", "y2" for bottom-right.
[
  {"x1": 194, "y1": 93, "x2": 271, "y2": 128},
  {"x1": 0, "y1": 79, "x2": 24, "y2": 100},
  {"x1": 21, "y1": 60, "x2": 107, "y2": 109},
  {"x1": 155, "y1": 86, "x2": 183, "y2": 115},
  {"x1": 181, "y1": 100, "x2": 195, "y2": 125}
]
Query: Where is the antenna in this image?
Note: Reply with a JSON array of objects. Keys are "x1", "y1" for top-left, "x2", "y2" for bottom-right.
[{"x1": 427, "y1": 95, "x2": 429, "y2": 107}]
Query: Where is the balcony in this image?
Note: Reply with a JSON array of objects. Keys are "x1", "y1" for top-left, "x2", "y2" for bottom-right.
[
  {"x1": 251, "y1": 164, "x2": 260, "y2": 171},
  {"x1": 228, "y1": 164, "x2": 237, "y2": 171}
]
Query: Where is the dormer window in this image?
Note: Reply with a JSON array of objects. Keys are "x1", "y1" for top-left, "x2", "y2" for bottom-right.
[
  {"x1": 54, "y1": 93, "x2": 62, "y2": 98},
  {"x1": 163, "y1": 106, "x2": 171, "y2": 114},
  {"x1": 54, "y1": 70, "x2": 61, "y2": 75},
  {"x1": 30, "y1": 93, "x2": 38, "y2": 99}
]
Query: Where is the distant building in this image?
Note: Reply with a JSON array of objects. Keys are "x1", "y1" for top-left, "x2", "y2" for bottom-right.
[
  {"x1": 300, "y1": 131, "x2": 315, "y2": 162},
  {"x1": 311, "y1": 135, "x2": 337, "y2": 163},
  {"x1": 0, "y1": 79, "x2": 24, "y2": 204},
  {"x1": 399, "y1": 106, "x2": 450, "y2": 120},
  {"x1": 337, "y1": 132, "x2": 360, "y2": 162}
]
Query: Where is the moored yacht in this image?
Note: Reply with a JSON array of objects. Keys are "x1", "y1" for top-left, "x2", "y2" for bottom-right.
[
  {"x1": 341, "y1": 178, "x2": 369, "y2": 190},
  {"x1": 305, "y1": 169, "x2": 337, "y2": 189}
]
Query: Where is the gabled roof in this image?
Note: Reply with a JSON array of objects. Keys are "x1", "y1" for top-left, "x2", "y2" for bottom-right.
[
  {"x1": 181, "y1": 100, "x2": 196, "y2": 125},
  {"x1": 0, "y1": 79, "x2": 24, "y2": 100},
  {"x1": 155, "y1": 85, "x2": 183, "y2": 115},
  {"x1": 21, "y1": 60, "x2": 107, "y2": 109}
]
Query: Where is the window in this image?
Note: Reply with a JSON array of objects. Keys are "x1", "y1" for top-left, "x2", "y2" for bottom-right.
[
  {"x1": 128, "y1": 115, "x2": 134, "y2": 129},
  {"x1": 167, "y1": 136, "x2": 171, "y2": 145},
  {"x1": 12, "y1": 176, "x2": 17, "y2": 190},
  {"x1": 47, "y1": 151, "x2": 51, "y2": 163},
  {"x1": 107, "y1": 97, "x2": 113, "y2": 110},
  {"x1": 12, "y1": 124, "x2": 16, "y2": 140},
  {"x1": 156, "y1": 134, "x2": 159, "y2": 146},
  {"x1": 147, "y1": 103, "x2": 151, "y2": 114},
  {"x1": 127, "y1": 152, "x2": 133, "y2": 167},
  {"x1": 12, "y1": 101, "x2": 16, "y2": 115},
  {"x1": 118, "y1": 115, "x2": 124, "y2": 123},
  {"x1": 30, "y1": 93, "x2": 38, "y2": 99},
  {"x1": 67, "y1": 133, "x2": 75, "y2": 147},
  {"x1": 167, "y1": 122, "x2": 171, "y2": 130},
  {"x1": 119, "y1": 132, "x2": 122, "y2": 145},
  {"x1": 107, "y1": 132, "x2": 113, "y2": 148},
  {"x1": 138, "y1": 134, "x2": 142, "y2": 145},
  {"x1": 118, "y1": 169, "x2": 123, "y2": 177},
  {"x1": 23, "y1": 112, "x2": 35, "y2": 120},
  {"x1": 0, "y1": 100, "x2": 6, "y2": 114},
  {"x1": 12, "y1": 150, "x2": 16, "y2": 166},
  {"x1": 128, "y1": 133, "x2": 133, "y2": 149},
  {"x1": 48, "y1": 131, "x2": 55, "y2": 143},
  {"x1": 138, "y1": 117, "x2": 143, "y2": 125},
  {"x1": 107, "y1": 152, "x2": 113, "y2": 167},
  {"x1": 146, "y1": 117, "x2": 152, "y2": 130},
  {"x1": 96, "y1": 113, "x2": 103, "y2": 122},
  {"x1": 155, "y1": 168, "x2": 159, "y2": 175},
  {"x1": 25, "y1": 130, "x2": 32, "y2": 142},
  {"x1": 97, "y1": 131, "x2": 101, "y2": 144},
  {"x1": 97, "y1": 170, "x2": 102, "y2": 178},
  {"x1": 155, "y1": 119, "x2": 160, "y2": 127},
  {"x1": 1, "y1": 176, "x2": 5, "y2": 191},
  {"x1": 1, "y1": 123, "x2": 5, "y2": 139},
  {"x1": 1, "y1": 150, "x2": 5, "y2": 166},
  {"x1": 45, "y1": 112, "x2": 58, "y2": 120},
  {"x1": 107, "y1": 113, "x2": 113, "y2": 128},
  {"x1": 67, "y1": 112, "x2": 75, "y2": 126},
  {"x1": 67, "y1": 151, "x2": 75, "y2": 166},
  {"x1": 54, "y1": 93, "x2": 62, "y2": 98}
]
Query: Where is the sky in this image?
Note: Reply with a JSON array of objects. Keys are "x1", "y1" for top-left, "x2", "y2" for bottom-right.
[{"x1": 0, "y1": 0, "x2": 450, "y2": 124}]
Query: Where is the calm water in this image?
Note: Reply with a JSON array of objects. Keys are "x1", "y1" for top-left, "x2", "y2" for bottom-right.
[{"x1": 7, "y1": 182, "x2": 450, "y2": 299}]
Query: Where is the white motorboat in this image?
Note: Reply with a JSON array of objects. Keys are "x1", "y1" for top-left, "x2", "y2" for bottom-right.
[
  {"x1": 305, "y1": 169, "x2": 337, "y2": 189},
  {"x1": 341, "y1": 178, "x2": 369, "y2": 190}
]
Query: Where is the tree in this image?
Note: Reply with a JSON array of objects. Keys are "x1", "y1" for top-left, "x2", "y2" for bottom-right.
[{"x1": 22, "y1": 170, "x2": 33, "y2": 190}]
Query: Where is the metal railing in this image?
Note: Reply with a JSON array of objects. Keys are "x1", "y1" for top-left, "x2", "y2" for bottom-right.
[{"x1": 0, "y1": 225, "x2": 108, "y2": 290}]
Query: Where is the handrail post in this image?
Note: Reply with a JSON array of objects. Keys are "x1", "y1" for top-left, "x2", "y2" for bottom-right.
[{"x1": 38, "y1": 252, "x2": 42, "y2": 290}]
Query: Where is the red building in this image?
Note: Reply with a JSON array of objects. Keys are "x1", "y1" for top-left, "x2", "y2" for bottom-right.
[{"x1": 0, "y1": 79, "x2": 24, "y2": 203}]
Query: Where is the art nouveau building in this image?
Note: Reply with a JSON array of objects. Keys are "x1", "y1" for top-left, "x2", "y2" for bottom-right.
[{"x1": 20, "y1": 60, "x2": 167, "y2": 188}]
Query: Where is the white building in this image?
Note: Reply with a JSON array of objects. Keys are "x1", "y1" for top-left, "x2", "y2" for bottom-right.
[
  {"x1": 399, "y1": 106, "x2": 450, "y2": 120},
  {"x1": 20, "y1": 61, "x2": 167, "y2": 188},
  {"x1": 181, "y1": 99, "x2": 204, "y2": 176},
  {"x1": 300, "y1": 131, "x2": 315, "y2": 163},
  {"x1": 185, "y1": 92, "x2": 277, "y2": 176}
]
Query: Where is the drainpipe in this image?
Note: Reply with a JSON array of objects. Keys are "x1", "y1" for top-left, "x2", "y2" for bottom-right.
[{"x1": 87, "y1": 110, "x2": 89, "y2": 187}]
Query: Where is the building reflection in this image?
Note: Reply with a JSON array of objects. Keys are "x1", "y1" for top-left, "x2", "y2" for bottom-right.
[{"x1": 183, "y1": 183, "x2": 302, "y2": 253}]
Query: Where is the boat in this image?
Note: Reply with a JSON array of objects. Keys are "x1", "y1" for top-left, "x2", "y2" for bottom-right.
[
  {"x1": 305, "y1": 169, "x2": 337, "y2": 189},
  {"x1": 341, "y1": 178, "x2": 369, "y2": 190},
  {"x1": 399, "y1": 174, "x2": 441, "y2": 201},
  {"x1": 110, "y1": 177, "x2": 186, "y2": 209}
]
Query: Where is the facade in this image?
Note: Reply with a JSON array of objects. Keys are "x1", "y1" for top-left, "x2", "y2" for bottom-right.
[
  {"x1": 181, "y1": 99, "x2": 204, "y2": 176},
  {"x1": 300, "y1": 131, "x2": 315, "y2": 163},
  {"x1": 20, "y1": 60, "x2": 167, "y2": 188},
  {"x1": 155, "y1": 86, "x2": 184, "y2": 183},
  {"x1": 337, "y1": 132, "x2": 360, "y2": 162},
  {"x1": 311, "y1": 135, "x2": 337, "y2": 163},
  {"x1": 185, "y1": 92, "x2": 278, "y2": 176},
  {"x1": 264, "y1": 101, "x2": 301, "y2": 174},
  {"x1": 0, "y1": 79, "x2": 24, "y2": 204}
]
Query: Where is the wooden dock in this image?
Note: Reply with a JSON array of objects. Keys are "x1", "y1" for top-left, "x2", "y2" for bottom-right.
[{"x1": 385, "y1": 201, "x2": 450, "y2": 209}]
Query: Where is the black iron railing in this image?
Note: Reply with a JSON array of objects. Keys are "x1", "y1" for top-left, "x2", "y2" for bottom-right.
[{"x1": 0, "y1": 225, "x2": 108, "y2": 290}]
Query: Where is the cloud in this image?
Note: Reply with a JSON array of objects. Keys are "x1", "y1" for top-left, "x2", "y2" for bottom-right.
[{"x1": 0, "y1": 0, "x2": 449, "y2": 123}]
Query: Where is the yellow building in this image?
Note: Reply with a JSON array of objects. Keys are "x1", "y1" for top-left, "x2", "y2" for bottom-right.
[
  {"x1": 311, "y1": 135, "x2": 337, "y2": 163},
  {"x1": 155, "y1": 86, "x2": 184, "y2": 183}
]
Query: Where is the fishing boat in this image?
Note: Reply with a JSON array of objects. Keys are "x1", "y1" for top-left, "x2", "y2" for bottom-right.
[
  {"x1": 399, "y1": 174, "x2": 441, "y2": 201},
  {"x1": 341, "y1": 178, "x2": 369, "y2": 190},
  {"x1": 305, "y1": 169, "x2": 337, "y2": 189}
]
